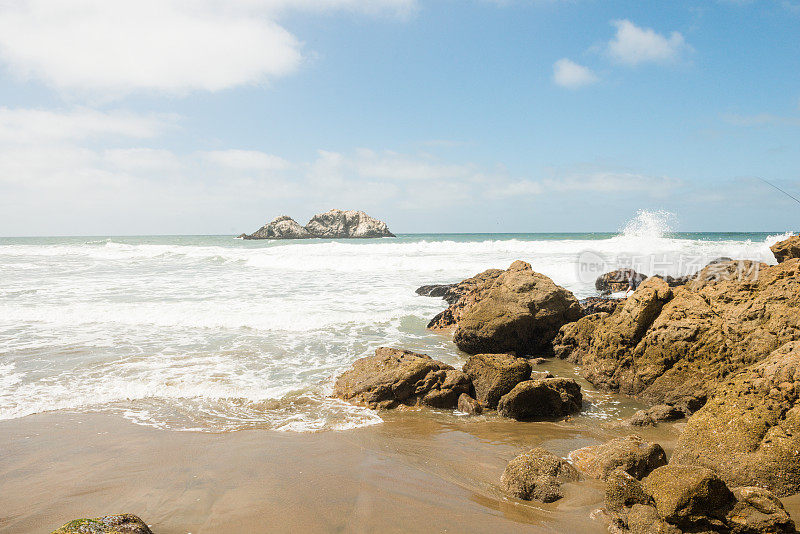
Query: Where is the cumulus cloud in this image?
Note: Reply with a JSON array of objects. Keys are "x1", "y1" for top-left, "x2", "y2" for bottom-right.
[
  {"x1": 552, "y1": 58, "x2": 599, "y2": 89},
  {"x1": 606, "y1": 19, "x2": 690, "y2": 66},
  {"x1": 0, "y1": 0, "x2": 415, "y2": 95}
]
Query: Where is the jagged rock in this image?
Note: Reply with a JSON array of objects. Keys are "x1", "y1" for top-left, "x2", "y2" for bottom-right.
[
  {"x1": 553, "y1": 312, "x2": 608, "y2": 364},
  {"x1": 496, "y1": 377, "x2": 581, "y2": 421},
  {"x1": 462, "y1": 353, "x2": 531, "y2": 409},
  {"x1": 580, "y1": 296, "x2": 624, "y2": 315},
  {"x1": 304, "y1": 209, "x2": 394, "y2": 238},
  {"x1": 452, "y1": 261, "x2": 583, "y2": 355},
  {"x1": 415, "y1": 284, "x2": 458, "y2": 302},
  {"x1": 641, "y1": 465, "x2": 735, "y2": 527},
  {"x1": 726, "y1": 486, "x2": 796, "y2": 533},
  {"x1": 243, "y1": 215, "x2": 312, "y2": 239},
  {"x1": 333, "y1": 347, "x2": 471, "y2": 409},
  {"x1": 558, "y1": 260, "x2": 800, "y2": 406},
  {"x1": 671, "y1": 341, "x2": 800, "y2": 497},
  {"x1": 426, "y1": 269, "x2": 505, "y2": 329},
  {"x1": 628, "y1": 404, "x2": 685, "y2": 427},
  {"x1": 661, "y1": 274, "x2": 692, "y2": 288},
  {"x1": 500, "y1": 448, "x2": 580, "y2": 503},
  {"x1": 595, "y1": 268, "x2": 648, "y2": 294},
  {"x1": 50, "y1": 514, "x2": 152, "y2": 534},
  {"x1": 687, "y1": 259, "x2": 767, "y2": 290},
  {"x1": 771, "y1": 234, "x2": 800, "y2": 263},
  {"x1": 457, "y1": 393, "x2": 483, "y2": 415},
  {"x1": 570, "y1": 435, "x2": 667, "y2": 481}
]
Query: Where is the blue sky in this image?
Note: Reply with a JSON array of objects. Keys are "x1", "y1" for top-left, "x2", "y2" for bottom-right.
[{"x1": 0, "y1": 0, "x2": 798, "y2": 235}]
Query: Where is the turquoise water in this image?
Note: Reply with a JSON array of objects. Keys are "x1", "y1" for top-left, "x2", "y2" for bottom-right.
[{"x1": 0, "y1": 220, "x2": 791, "y2": 432}]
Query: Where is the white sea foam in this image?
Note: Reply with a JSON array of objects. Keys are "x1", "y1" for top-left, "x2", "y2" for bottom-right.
[{"x1": 0, "y1": 213, "x2": 792, "y2": 432}]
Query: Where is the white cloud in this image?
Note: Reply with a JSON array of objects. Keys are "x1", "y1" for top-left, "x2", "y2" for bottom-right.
[
  {"x1": 203, "y1": 150, "x2": 292, "y2": 171},
  {"x1": 0, "y1": 0, "x2": 415, "y2": 95},
  {"x1": 606, "y1": 19, "x2": 689, "y2": 66},
  {"x1": 541, "y1": 171, "x2": 681, "y2": 195},
  {"x1": 552, "y1": 58, "x2": 599, "y2": 89}
]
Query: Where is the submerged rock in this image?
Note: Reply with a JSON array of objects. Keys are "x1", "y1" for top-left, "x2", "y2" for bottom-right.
[
  {"x1": 496, "y1": 377, "x2": 581, "y2": 421},
  {"x1": 452, "y1": 261, "x2": 583, "y2": 355},
  {"x1": 570, "y1": 435, "x2": 667, "y2": 481},
  {"x1": 771, "y1": 234, "x2": 800, "y2": 263},
  {"x1": 462, "y1": 353, "x2": 531, "y2": 409},
  {"x1": 595, "y1": 268, "x2": 648, "y2": 294},
  {"x1": 671, "y1": 340, "x2": 800, "y2": 497},
  {"x1": 500, "y1": 448, "x2": 580, "y2": 503},
  {"x1": 243, "y1": 215, "x2": 312, "y2": 239},
  {"x1": 50, "y1": 514, "x2": 152, "y2": 534},
  {"x1": 304, "y1": 209, "x2": 395, "y2": 238},
  {"x1": 333, "y1": 347, "x2": 471, "y2": 409}
]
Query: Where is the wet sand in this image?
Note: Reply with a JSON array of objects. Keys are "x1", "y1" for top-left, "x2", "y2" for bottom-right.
[{"x1": 2, "y1": 365, "x2": 799, "y2": 533}]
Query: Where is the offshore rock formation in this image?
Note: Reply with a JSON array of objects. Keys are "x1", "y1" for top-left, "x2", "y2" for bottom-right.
[
  {"x1": 501, "y1": 448, "x2": 580, "y2": 503},
  {"x1": 332, "y1": 347, "x2": 470, "y2": 409},
  {"x1": 772, "y1": 234, "x2": 800, "y2": 263},
  {"x1": 444, "y1": 261, "x2": 582, "y2": 355},
  {"x1": 241, "y1": 209, "x2": 394, "y2": 239},
  {"x1": 50, "y1": 514, "x2": 152, "y2": 534}
]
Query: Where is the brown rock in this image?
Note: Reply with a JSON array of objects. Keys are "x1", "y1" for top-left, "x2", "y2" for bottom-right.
[
  {"x1": 452, "y1": 260, "x2": 583, "y2": 355},
  {"x1": 333, "y1": 347, "x2": 471, "y2": 409},
  {"x1": 671, "y1": 341, "x2": 800, "y2": 496},
  {"x1": 725, "y1": 486, "x2": 796, "y2": 533},
  {"x1": 596, "y1": 268, "x2": 648, "y2": 294},
  {"x1": 605, "y1": 469, "x2": 654, "y2": 512},
  {"x1": 771, "y1": 234, "x2": 800, "y2": 263},
  {"x1": 496, "y1": 377, "x2": 581, "y2": 421},
  {"x1": 462, "y1": 353, "x2": 531, "y2": 408},
  {"x1": 628, "y1": 404, "x2": 685, "y2": 427},
  {"x1": 50, "y1": 514, "x2": 152, "y2": 534},
  {"x1": 571, "y1": 435, "x2": 667, "y2": 480},
  {"x1": 456, "y1": 393, "x2": 483, "y2": 415},
  {"x1": 580, "y1": 296, "x2": 625, "y2": 315},
  {"x1": 641, "y1": 464, "x2": 735, "y2": 526},
  {"x1": 553, "y1": 312, "x2": 608, "y2": 364},
  {"x1": 426, "y1": 268, "x2": 504, "y2": 329},
  {"x1": 500, "y1": 448, "x2": 579, "y2": 503}
]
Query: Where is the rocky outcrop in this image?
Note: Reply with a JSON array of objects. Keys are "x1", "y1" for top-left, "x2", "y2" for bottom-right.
[
  {"x1": 570, "y1": 435, "x2": 667, "y2": 481},
  {"x1": 496, "y1": 377, "x2": 582, "y2": 421},
  {"x1": 305, "y1": 209, "x2": 395, "y2": 238},
  {"x1": 415, "y1": 283, "x2": 458, "y2": 302},
  {"x1": 596, "y1": 268, "x2": 648, "y2": 294},
  {"x1": 242, "y1": 209, "x2": 394, "y2": 239},
  {"x1": 333, "y1": 347, "x2": 471, "y2": 409},
  {"x1": 557, "y1": 259, "x2": 800, "y2": 406},
  {"x1": 426, "y1": 269, "x2": 504, "y2": 329},
  {"x1": 50, "y1": 514, "x2": 152, "y2": 534},
  {"x1": 671, "y1": 341, "x2": 800, "y2": 497},
  {"x1": 451, "y1": 261, "x2": 583, "y2": 355},
  {"x1": 500, "y1": 448, "x2": 580, "y2": 503},
  {"x1": 243, "y1": 215, "x2": 312, "y2": 239},
  {"x1": 772, "y1": 234, "x2": 800, "y2": 263},
  {"x1": 605, "y1": 464, "x2": 795, "y2": 533},
  {"x1": 462, "y1": 353, "x2": 531, "y2": 409},
  {"x1": 580, "y1": 296, "x2": 624, "y2": 315}
]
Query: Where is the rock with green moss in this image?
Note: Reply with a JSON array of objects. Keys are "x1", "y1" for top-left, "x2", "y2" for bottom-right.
[
  {"x1": 671, "y1": 340, "x2": 800, "y2": 497},
  {"x1": 500, "y1": 448, "x2": 579, "y2": 503},
  {"x1": 461, "y1": 353, "x2": 531, "y2": 409},
  {"x1": 496, "y1": 377, "x2": 581, "y2": 421},
  {"x1": 50, "y1": 514, "x2": 152, "y2": 534},
  {"x1": 452, "y1": 260, "x2": 583, "y2": 355}
]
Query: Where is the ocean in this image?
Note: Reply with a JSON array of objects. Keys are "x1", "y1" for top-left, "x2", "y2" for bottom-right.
[{"x1": 0, "y1": 212, "x2": 791, "y2": 433}]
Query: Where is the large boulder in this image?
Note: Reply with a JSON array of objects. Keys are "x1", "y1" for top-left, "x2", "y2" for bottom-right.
[
  {"x1": 771, "y1": 234, "x2": 800, "y2": 263},
  {"x1": 570, "y1": 435, "x2": 667, "y2": 481},
  {"x1": 51, "y1": 514, "x2": 152, "y2": 534},
  {"x1": 553, "y1": 312, "x2": 608, "y2": 363},
  {"x1": 500, "y1": 448, "x2": 580, "y2": 503},
  {"x1": 243, "y1": 215, "x2": 312, "y2": 239},
  {"x1": 452, "y1": 261, "x2": 583, "y2": 355},
  {"x1": 304, "y1": 209, "x2": 394, "y2": 238},
  {"x1": 462, "y1": 353, "x2": 531, "y2": 409},
  {"x1": 596, "y1": 268, "x2": 648, "y2": 294},
  {"x1": 561, "y1": 259, "x2": 800, "y2": 405},
  {"x1": 333, "y1": 347, "x2": 471, "y2": 409},
  {"x1": 671, "y1": 341, "x2": 800, "y2": 496},
  {"x1": 726, "y1": 486, "x2": 797, "y2": 533},
  {"x1": 641, "y1": 465, "x2": 735, "y2": 525},
  {"x1": 426, "y1": 268, "x2": 505, "y2": 329},
  {"x1": 496, "y1": 377, "x2": 582, "y2": 421}
]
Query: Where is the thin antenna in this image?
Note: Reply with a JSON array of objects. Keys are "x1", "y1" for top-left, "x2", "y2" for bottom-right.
[{"x1": 757, "y1": 177, "x2": 800, "y2": 205}]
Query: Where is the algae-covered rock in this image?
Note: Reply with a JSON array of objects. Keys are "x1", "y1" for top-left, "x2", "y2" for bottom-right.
[
  {"x1": 725, "y1": 486, "x2": 796, "y2": 533},
  {"x1": 462, "y1": 353, "x2": 531, "y2": 409},
  {"x1": 641, "y1": 464, "x2": 735, "y2": 526},
  {"x1": 628, "y1": 404, "x2": 685, "y2": 427},
  {"x1": 500, "y1": 448, "x2": 579, "y2": 503},
  {"x1": 496, "y1": 377, "x2": 581, "y2": 421},
  {"x1": 671, "y1": 340, "x2": 800, "y2": 497},
  {"x1": 771, "y1": 234, "x2": 800, "y2": 263},
  {"x1": 452, "y1": 260, "x2": 583, "y2": 355},
  {"x1": 605, "y1": 469, "x2": 654, "y2": 512},
  {"x1": 570, "y1": 435, "x2": 667, "y2": 481},
  {"x1": 333, "y1": 347, "x2": 471, "y2": 409},
  {"x1": 50, "y1": 514, "x2": 152, "y2": 534}
]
